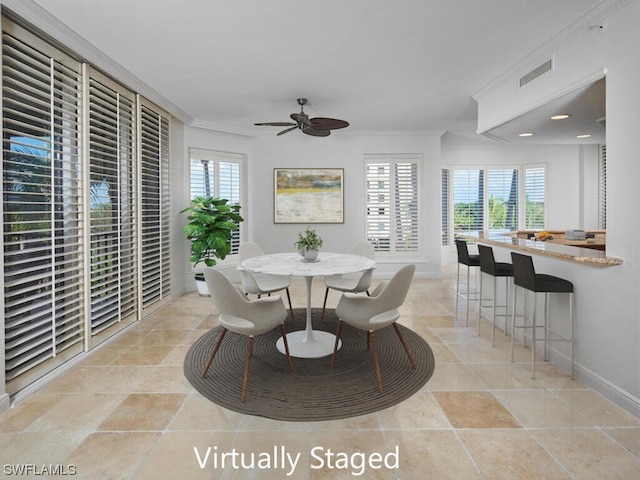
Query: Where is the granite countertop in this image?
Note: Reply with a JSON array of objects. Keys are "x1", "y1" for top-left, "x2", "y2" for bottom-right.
[{"x1": 457, "y1": 230, "x2": 623, "y2": 266}]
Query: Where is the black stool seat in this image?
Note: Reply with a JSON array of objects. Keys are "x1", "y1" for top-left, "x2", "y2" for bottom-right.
[
  {"x1": 456, "y1": 240, "x2": 480, "y2": 267},
  {"x1": 532, "y1": 274, "x2": 574, "y2": 293},
  {"x1": 511, "y1": 253, "x2": 573, "y2": 293},
  {"x1": 477, "y1": 244, "x2": 515, "y2": 345},
  {"x1": 510, "y1": 252, "x2": 575, "y2": 379},
  {"x1": 455, "y1": 239, "x2": 481, "y2": 326}
]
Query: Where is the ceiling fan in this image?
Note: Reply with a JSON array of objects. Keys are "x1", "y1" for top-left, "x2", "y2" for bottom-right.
[{"x1": 254, "y1": 98, "x2": 349, "y2": 137}]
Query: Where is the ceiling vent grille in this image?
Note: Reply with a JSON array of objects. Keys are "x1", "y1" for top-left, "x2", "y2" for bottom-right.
[{"x1": 519, "y1": 59, "x2": 553, "y2": 87}]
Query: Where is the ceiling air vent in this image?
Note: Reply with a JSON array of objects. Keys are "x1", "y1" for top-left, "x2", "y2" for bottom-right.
[{"x1": 519, "y1": 59, "x2": 553, "y2": 87}]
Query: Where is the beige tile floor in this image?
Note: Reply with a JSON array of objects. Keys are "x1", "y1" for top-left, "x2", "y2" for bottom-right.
[{"x1": 1, "y1": 266, "x2": 639, "y2": 479}]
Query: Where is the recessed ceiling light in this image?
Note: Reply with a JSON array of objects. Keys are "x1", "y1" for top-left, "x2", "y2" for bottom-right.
[
  {"x1": 576, "y1": 134, "x2": 592, "y2": 138},
  {"x1": 550, "y1": 114, "x2": 571, "y2": 120},
  {"x1": 518, "y1": 132, "x2": 535, "y2": 137}
]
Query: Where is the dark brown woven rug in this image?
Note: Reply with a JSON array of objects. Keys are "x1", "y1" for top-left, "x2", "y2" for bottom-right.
[{"x1": 184, "y1": 308, "x2": 435, "y2": 421}]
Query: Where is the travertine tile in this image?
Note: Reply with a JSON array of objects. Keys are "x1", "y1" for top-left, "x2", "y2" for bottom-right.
[
  {"x1": 425, "y1": 363, "x2": 486, "y2": 391},
  {"x1": 433, "y1": 391, "x2": 520, "y2": 428},
  {"x1": 385, "y1": 429, "x2": 482, "y2": 479},
  {"x1": 377, "y1": 388, "x2": 450, "y2": 429},
  {"x1": 493, "y1": 390, "x2": 592, "y2": 428},
  {"x1": 459, "y1": 429, "x2": 571, "y2": 479},
  {"x1": 604, "y1": 427, "x2": 640, "y2": 459},
  {"x1": 554, "y1": 389, "x2": 640, "y2": 427},
  {"x1": 97, "y1": 393, "x2": 186, "y2": 431},
  {"x1": 63, "y1": 432, "x2": 159, "y2": 480},
  {"x1": 532, "y1": 428, "x2": 640, "y2": 479}
]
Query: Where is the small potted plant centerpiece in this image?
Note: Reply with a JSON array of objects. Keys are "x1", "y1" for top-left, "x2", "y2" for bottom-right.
[
  {"x1": 181, "y1": 196, "x2": 244, "y2": 295},
  {"x1": 294, "y1": 226, "x2": 323, "y2": 262}
]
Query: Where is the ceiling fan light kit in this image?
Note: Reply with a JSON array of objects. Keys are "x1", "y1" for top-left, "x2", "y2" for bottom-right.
[{"x1": 255, "y1": 98, "x2": 349, "y2": 137}]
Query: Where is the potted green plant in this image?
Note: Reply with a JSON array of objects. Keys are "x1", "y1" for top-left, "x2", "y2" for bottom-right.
[
  {"x1": 294, "y1": 226, "x2": 323, "y2": 261},
  {"x1": 180, "y1": 196, "x2": 244, "y2": 295}
]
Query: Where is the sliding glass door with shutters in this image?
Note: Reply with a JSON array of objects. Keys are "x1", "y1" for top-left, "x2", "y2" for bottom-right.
[
  {"x1": 1, "y1": 18, "x2": 173, "y2": 396},
  {"x1": 2, "y1": 22, "x2": 85, "y2": 394},
  {"x1": 86, "y1": 68, "x2": 138, "y2": 346},
  {"x1": 138, "y1": 98, "x2": 171, "y2": 316}
]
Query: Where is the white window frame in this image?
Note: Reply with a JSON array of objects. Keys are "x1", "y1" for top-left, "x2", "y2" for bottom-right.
[
  {"x1": 188, "y1": 148, "x2": 247, "y2": 257},
  {"x1": 364, "y1": 154, "x2": 422, "y2": 258},
  {"x1": 522, "y1": 164, "x2": 547, "y2": 230}
]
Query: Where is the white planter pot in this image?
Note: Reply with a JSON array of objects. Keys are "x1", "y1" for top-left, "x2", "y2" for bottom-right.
[
  {"x1": 303, "y1": 250, "x2": 319, "y2": 262},
  {"x1": 195, "y1": 276, "x2": 210, "y2": 296}
]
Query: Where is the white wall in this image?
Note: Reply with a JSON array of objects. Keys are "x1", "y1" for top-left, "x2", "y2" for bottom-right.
[
  {"x1": 472, "y1": 1, "x2": 640, "y2": 414},
  {"x1": 248, "y1": 133, "x2": 443, "y2": 278}
]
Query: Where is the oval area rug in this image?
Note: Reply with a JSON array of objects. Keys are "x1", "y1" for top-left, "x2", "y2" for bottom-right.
[{"x1": 183, "y1": 308, "x2": 435, "y2": 421}]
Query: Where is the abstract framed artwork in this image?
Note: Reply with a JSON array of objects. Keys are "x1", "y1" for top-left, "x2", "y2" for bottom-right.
[{"x1": 274, "y1": 168, "x2": 344, "y2": 223}]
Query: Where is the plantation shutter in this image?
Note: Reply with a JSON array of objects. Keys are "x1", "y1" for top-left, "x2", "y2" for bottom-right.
[
  {"x1": 365, "y1": 155, "x2": 421, "y2": 256},
  {"x1": 453, "y1": 169, "x2": 484, "y2": 233},
  {"x1": 87, "y1": 69, "x2": 137, "y2": 342},
  {"x1": 139, "y1": 99, "x2": 171, "y2": 314},
  {"x1": 441, "y1": 168, "x2": 450, "y2": 246},
  {"x1": 487, "y1": 168, "x2": 518, "y2": 230},
  {"x1": 188, "y1": 149, "x2": 243, "y2": 255},
  {"x1": 2, "y1": 23, "x2": 84, "y2": 393},
  {"x1": 524, "y1": 166, "x2": 545, "y2": 229},
  {"x1": 598, "y1": 145, "x2": 606, "y2": 229},
  {"x1": 394, "y1": 161, "x2": 420, "y2": 252}
]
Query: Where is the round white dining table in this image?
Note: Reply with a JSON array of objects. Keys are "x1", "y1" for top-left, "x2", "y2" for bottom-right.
[{"x1": 239, "y1": 252, "x2": 376, "y2": 358}]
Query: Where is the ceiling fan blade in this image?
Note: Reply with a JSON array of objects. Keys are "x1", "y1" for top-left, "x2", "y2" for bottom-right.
[
  {"x1": 277, "y1": 125, "x2": 299, "y2": 136},
  {"x1": 303, "y1": 127, "x2": 331, "y2": 137},
  {"x1": 255, "y1": 122, "x2": 297, "y2": 127},
  {"x1": 310, "y1": 117, "x2": 349, "y2": 130},
  {"x1": 290, "y1": 113, "x2": 312, "y2": 127}
]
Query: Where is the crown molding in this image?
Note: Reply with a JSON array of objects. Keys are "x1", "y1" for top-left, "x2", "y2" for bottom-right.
[
  {"x1": 472, "y1": 0, "x2": 632, "y2": 100},
  {"x1": 1, "y1": 0, "x2": 193, "y2": 124}
]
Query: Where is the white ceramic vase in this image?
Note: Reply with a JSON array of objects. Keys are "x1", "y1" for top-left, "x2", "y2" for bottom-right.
[{"x1": 303, "y1": 250, "x2": 319, "y2": 262}]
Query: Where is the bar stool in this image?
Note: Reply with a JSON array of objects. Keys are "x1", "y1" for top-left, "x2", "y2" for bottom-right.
[
  {"x1": 455, "y1": 239, "x2": 480, "y2": 326},
  {"x1": 477, "y1": 244, "x2": 513, "y2": 347},
  {"x1": 510, "y1": 252, "x2": 574, "y2": 379}
]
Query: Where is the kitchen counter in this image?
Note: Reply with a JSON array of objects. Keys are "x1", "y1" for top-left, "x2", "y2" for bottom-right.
[{"x1": 457, "y1": 230, "x2": 623, "y2": 266}]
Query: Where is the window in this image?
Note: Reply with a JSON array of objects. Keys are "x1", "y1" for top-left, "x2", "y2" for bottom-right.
[
  {"x1": 444, "y1": 165, "x2": 544, "y2": 241},
  {"x1": 524, "y1": 166, "x2": 546, "y2": 229},
  {"x1": 441, "y1": 168, "x2": 450, "y2": 246},
  {"x1": 487, "y1": 169, "x2": 518, "y2": 229},
  {"x1": 2, "y1": 22, "x2": 84, "y2": 393},
  {"x1": 1, "y1": 18, "x2": 173, "y2": 395},
  {"x1": 599, "y1": 144, "x2": 606, "y2": 229},
  {"x1": 453, "y1": 169, "x2": 484, "y2": 233},
  {"x1": 139, "y1": 99, "x2": 172, "y2": 313},
  {"x1": 88, "y1": 68, "x2": 138, "y2": 342},
  {"x1": 189, "y1": 149, "x2": 244, "y2": 254},
  {"x1": 365, "y1": 155, "x2": 421, "y2": 256}
]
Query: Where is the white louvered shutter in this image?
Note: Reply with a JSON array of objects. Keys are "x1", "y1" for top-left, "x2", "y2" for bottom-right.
[
  {"x1": 2, "y1": 23, "x2": 84, "y2": 393},
  {"x1": 87, "y1": 69, "x2": 138, "y2": 341},
  {"x1": 139, "y1": 99, "x2": 171, "y2": 313},
  {"x1": 365, "y1": 155, "x2": 421, "y2": 256}
]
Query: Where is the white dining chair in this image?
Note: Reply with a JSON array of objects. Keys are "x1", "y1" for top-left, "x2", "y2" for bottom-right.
[
  {"x1": 320, "y1": 241, "x2": 375, "y2": 322},
  {"x1": 202, "y1": 268, "x2": 292, "y2": 402},
  {"x1": 331, "y1": 264, "x2": 416, "y2": 392},
  {"x1": 238, "y1": 242, "x2": 295, "y2": 322}
]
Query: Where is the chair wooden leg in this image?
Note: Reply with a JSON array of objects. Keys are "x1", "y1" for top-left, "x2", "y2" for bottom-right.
[
  {"x1": 320, "y1": 287, "x2": 330, "y2": 323},
  {"x1": 285, "y1": 288, "x2": 295, "y2": 322},
  {"x1": 367, "y1": 331, "x2": 371, "y2": 350},
  {"x1": 201, "y1": 328, "x2": 227, "y2": 377},
  {"x1": 280, "y1": 323, "x2": 293, "y2": 373},
  {"x1": 393, "y1": 323, "x2": 416, "y2": 368},
  {"x1": 241, "y1": 336, "x2": 254, "y2": 402},
  {"x1": 370, "y1": 330, "x2": 384, "y2": 392},
  {"x1": 331, "y1": 320, "x2": 343, "y2": 369}
]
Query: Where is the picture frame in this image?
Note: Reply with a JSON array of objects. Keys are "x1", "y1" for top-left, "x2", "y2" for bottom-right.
[{"x1": 274, "y1": 168, "x2": 344, "y2": 223}]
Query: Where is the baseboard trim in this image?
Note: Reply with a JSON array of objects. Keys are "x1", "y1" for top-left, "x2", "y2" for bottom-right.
[{"x1": 0, "y1": 393, "x2": 10, "y2": 414}]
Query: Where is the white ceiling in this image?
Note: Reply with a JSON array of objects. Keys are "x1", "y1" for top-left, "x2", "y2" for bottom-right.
[{"x1": 31, "y1": 0, "x2": 605, "y2": 141}]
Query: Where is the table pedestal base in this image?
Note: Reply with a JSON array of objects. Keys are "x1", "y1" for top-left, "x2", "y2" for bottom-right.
[{"x1": 276, "y1": 330, "x2": 342, "y2": 359}]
